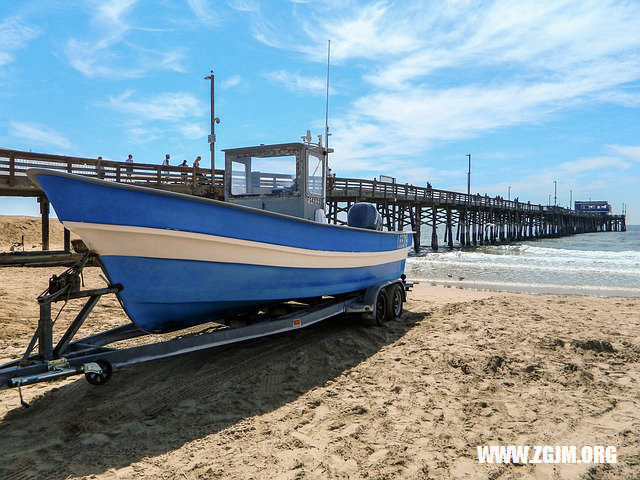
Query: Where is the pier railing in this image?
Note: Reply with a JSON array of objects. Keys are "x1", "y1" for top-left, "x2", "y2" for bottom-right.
[
  {"x1": 0, "y1": 147, "x2": 623, "y2": 220},
  {"x1": 328, "y1": 177, "x2": 579, "y2": 215},
  {"x1": 0, "y1": 148, "x2": 224, "y2": 195}
]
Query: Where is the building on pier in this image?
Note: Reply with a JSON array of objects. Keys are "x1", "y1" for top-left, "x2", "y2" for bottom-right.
[{"x1": 574, "y1": 201, "x2": 612, "y2": 216}]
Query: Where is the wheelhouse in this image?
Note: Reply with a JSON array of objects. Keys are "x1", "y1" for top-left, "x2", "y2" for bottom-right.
[{"x1": 223, "y1": 142, "x2": 328, "y2": 221}]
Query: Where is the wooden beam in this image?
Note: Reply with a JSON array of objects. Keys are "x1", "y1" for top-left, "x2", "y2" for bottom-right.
[{"x1": 38, "y1": 196, "x2": 50, "y2": 251}]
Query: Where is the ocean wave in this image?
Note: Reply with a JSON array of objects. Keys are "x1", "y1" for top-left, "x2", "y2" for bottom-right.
[
  {"x1": 408, "y1": 255, "x2": 640, "y2": 272},
  {"x1": 410, "y1": 277, "x2": 640, "y2": 295},
  {"x1": 408, "y1": 247, "x2": 640, "y2": 272}
]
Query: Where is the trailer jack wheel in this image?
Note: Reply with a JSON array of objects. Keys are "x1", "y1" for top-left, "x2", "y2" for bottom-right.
[{"x1": 85, "y1": 360, "x2": 112, "y2": 386}]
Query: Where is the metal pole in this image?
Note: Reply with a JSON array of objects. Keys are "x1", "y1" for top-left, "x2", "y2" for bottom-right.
[
  {"x1": 325, "y1": 39, "x2": 331, "y2": 152},
  {"x1": 569, "y1": 189, "x2": 572, "y2": 210},
  {"x1": 324, "y1": 39, "x2": 331, "y2": 207},
  {"x1": 553, "y1": 180, "x2": 557, "y2": 206},
  {"x1": 204, "y1": 70, "x2": 219, "y2": 195},
  {"x1": 466, "y1": 154, "x2": 471, "y2": 196},
  {"x1": 508, "y1": 186, "x2": 511, "y2": 202},
  {"x1": 548, "y1": 194, "x2": 551, "y2": 206}
]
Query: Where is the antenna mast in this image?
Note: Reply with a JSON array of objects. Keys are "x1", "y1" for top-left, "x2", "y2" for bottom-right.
[{"x1": 324, "y1": 39, "x2": 331, "y2": 151}]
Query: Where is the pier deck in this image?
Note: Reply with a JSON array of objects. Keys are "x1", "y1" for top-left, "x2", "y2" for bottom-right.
[{"x1": 0, "y1": 148, "x2": 626, "y2": 253}]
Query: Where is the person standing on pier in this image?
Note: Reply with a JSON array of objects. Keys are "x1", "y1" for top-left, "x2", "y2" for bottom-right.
[
  {"x1": 193, "y1": 155, "x2": 201, "y2": 169},
  {"x1": 162, "y1": 154, "x2": 170, "y2": 166},
  {"x1": 125, "y1": 154, "x2": 133, "y2": 178},
  {"x1": 180, "y1": 160, "x2": 188, "y2": 181}
]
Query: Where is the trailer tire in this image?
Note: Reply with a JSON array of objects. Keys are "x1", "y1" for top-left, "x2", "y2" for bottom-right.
[
  {"x1": 85, "y1": 360, "x2": 112, "y2": 386},
  {"x1": 388, "y1": 283, "x2": 404, "y2": 319},
  {"x1": 368, "y1": 288, "x2": 388, "y2": 326}
]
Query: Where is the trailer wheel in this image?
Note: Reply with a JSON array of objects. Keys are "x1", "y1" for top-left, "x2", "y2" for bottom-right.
[
  {"x1": 388, "y1": 283, "x2": 404, "y2": 319},
  {"x1": 372, "y1": 289, "x2": 389, "y2": 326},
  {"x1": 85, "y1": 360, "x2": 112, "y2": 386}
]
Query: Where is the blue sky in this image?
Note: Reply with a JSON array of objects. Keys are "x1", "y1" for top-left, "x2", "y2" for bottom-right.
[{"x1": 1, "y1": 0, "x2": 639, "y2": 222}]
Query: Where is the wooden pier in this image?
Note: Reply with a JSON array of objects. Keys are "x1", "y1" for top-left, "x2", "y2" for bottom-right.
[
  {"x1": 0, "y1": 148, "x2": 626, "y2": 254},
  {"x1": 326, "y1": 177, "x2": 626, "y2": 252}
]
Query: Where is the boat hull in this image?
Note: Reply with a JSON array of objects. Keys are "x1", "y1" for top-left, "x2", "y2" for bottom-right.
[
  {"x1": 101, "y1": 256, "x2": 406, "y2": 332},
  {"x1": 29, "y1": 170, "x2": 412, "y2": 333}
]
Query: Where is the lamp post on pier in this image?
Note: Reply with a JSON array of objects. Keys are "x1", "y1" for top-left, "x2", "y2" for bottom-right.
[
  {"x1": 569, "y1": 189, "x2": 572, "y2": 210},
  {"x1": 204, "y1": 70, "x2": 220, "y2": 196},
  {"x1": 508, "y1": 186, "x2": 511, "y2": 202},
  {"x1": 466, "y1": 154, "x2": 471, "y2": 196},
  {"x1": 553, "y1": 180, "x2": 557, "y2": 206}
]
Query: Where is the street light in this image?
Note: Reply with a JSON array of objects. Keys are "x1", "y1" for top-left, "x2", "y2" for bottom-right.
[
  {"x1": 553, "y1": 180, "x2": 557, "y2": 206},
  {"x1": 204, "y1": 70, "x2": 221, "y2": 194},
  {"x1": 569, "y1": 189, "x2": 572, "y2": 210},
  {"x1": 466, "y1": 154, "x2": 471, "y2": 195},
  {"x1": 548, "y1": 194, "x2": 551, "y2": 206},
  {"x1": 508, "y1": 186, "x2": 511, "y2": 202}
]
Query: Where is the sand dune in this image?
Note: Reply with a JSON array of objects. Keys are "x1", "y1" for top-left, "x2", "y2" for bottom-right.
[
  {"x1": 0, "y1": 264, "x2": 638, "y2": 479},
  {"x1": 0, "y1": 215, "x2": 71, "y2": 252}
]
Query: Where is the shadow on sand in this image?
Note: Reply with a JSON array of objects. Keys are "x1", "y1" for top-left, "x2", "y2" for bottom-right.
[{"x1": 0, "y1": 310, "x2": 427, "y2": 479}]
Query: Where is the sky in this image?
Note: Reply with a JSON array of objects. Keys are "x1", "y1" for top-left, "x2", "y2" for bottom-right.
[{"x1": 1, "y1": 0, "x2": 639, "y2": 222}]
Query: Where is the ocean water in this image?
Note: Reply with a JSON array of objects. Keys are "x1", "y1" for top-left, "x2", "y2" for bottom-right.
[{"x1": 406, "y1": 225, "x2": 640, "y2": 297}]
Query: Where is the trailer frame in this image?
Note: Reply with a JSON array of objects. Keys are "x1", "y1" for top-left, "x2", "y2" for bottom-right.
[{"x1": 0, "y1": 266, "x2": 411, "y2": 393}]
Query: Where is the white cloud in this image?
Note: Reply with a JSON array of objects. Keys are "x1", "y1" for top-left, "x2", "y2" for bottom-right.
[
  {"x1": 264, "y1": 70, "x2": 331, "y2": 96},
  {"x1": 248, "y1": 0, "x2": 640, "y2": 177},
  {"x1": 558, "y1": 157, "x2": 630, "y2": 173},
  {"x1": 220, "y1": 74, "x2": 245, "y2": 89},
  {"x1": 607, "y1": 145, "x2": 640, "y2": 162},
  {"x1": 101, "y1": 91, "x2": 206, "y2": 141},
  {"x1": 252, "y1": 2, "x2": 419, "y2": 63},
  {"x1": 0, "y1": 52, "x2": 13, "y2": 67},
  {"x1": 227, "y1": 0, "x2": 260, "y2": 13},
  {"x1": 103, "y1": 90, "x2": 202, "y2": 121},
  {"x1": 476, "y1": 154, "x2": 632, "y2": 200},
  {"x1": 128, "y1": 126, "x2": 162, "y2": 143},
  {"x1": 9, "y1": 121, "x2": 72, "y2": 149},
  {"x1": 178, "y1": 123, "x2": 208, "y2": 139},
  {"x1": 0, "y1": 16, "x2": 41, "y2": 67},
  {"x1": 187, "y1": 0, "x2": 222, "y2": 26},
  {"x1": 65, "y1": 0, "x2": 186, "y2": 78}
]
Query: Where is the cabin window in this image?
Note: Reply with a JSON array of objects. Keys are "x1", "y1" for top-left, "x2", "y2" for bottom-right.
[
  {"x1": 307, "y1": 152, "x2": 324, "y2": 197},
  {"x1": 247, "y1": 155, "x2": 297, "y2": 196},
  {"x1": 231, "y1": 160, "x2": 248, "y2": 195}
]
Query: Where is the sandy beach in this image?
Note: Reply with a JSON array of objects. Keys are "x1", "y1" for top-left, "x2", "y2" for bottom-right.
[{"x1": 0, "y1": 257, "x2": 638, "y2": 479}]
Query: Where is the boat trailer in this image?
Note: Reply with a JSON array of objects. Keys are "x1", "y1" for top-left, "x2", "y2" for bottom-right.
[{"x1": 0, "y1": 261, "x2": 411, "y2": 397}]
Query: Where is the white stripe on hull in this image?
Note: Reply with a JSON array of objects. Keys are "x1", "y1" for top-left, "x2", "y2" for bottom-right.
[{"x1": 64, "y1": 222, "x2": 410, "y2": 269}]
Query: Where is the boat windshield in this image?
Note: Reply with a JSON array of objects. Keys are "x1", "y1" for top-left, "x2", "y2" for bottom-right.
[
  {"x1": 230, "y1": 155, "x2": 298, "y2": 196},
  {"x1": 307, "y1": 152, "x2": 323, "y2": 197}
]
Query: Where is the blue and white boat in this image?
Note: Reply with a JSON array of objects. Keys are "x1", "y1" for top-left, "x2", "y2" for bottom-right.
[{"x1": 28, "y1": 142, "x2": 411, "y2": 333}]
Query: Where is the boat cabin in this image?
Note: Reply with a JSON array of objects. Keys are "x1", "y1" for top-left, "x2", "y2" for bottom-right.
[{"x1": 223, "y1": 142, "x2": 329, "y2": 221}]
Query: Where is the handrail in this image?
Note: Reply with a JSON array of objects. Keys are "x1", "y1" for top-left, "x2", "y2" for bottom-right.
[
  {"x1": 0, "y1": 147, "x2": 624, "y2": 219},
  {"x1": 327, "y1": 177, "x2": 621, "y2": 218},
  {"x1": 0, "y1": 148, "x2": 224, "y2": 190}
]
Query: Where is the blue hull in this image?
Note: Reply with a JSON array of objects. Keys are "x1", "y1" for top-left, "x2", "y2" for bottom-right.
[
  {"x1": 30, "y1": 170, "x2": 412, "y2": 333},
  {"x1": 102, "y1": 256, "x2": 406, "y2": 332}
]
